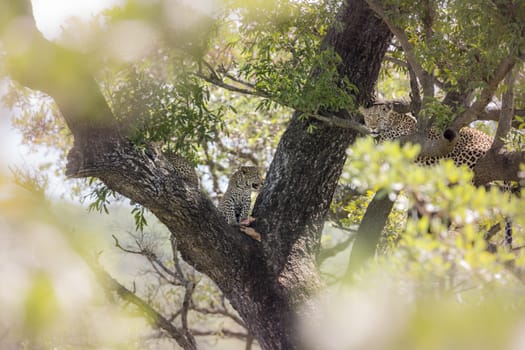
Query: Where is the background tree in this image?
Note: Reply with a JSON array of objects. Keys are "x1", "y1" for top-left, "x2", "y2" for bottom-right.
[{"x1": 1, "y1": 0, "x2": 525, "y2": 349}]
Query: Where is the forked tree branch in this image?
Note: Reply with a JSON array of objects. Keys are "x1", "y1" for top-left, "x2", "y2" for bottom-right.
[
  {"x1": 450, "y1": 56, "x2": 516, "y2": 130},
  {"x1": 365, "y1": 0, "x2": 434, "y2": 100}
]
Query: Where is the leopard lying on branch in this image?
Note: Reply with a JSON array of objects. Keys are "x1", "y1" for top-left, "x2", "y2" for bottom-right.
[
  {"x1": 361, "y1": 103, "x2": 492, "y2": 168},
  {"x1": 361, "y1": 103, "x2": 515, "y2": 246}
]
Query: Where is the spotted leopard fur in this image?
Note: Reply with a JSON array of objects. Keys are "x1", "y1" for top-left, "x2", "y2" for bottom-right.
[
  {"x1": 362, "y1": 104, "x2": 493, "y2": 169},
  {"x1": 362, "y1": 104, "x2": 417, "y2": 142},
  {"x1": 163, "y1": 151, "x2": 199, "y2": 186},
  {"x1": 362, "y1": 103, "x2": 514, "y2": 245},
  {"x1": 218, "y1": 166, "x2": 263, "y2": 225}
]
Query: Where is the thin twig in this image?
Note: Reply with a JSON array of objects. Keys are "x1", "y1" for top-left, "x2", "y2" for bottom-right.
[
  {"x1": 170, "y1": 234, "x2": 186, "y2": 280},
  {"x1": 484, "y1": 222, "x2": 502, "y2": 242},
  {"x1": 181, "y1": 280, "x2": 197, "y2": 349},
  {"x1": 193, "y1": 306, "x2": 246, "y2": 328},
  {"x1": 113, "y1": 234, "x2": 182, "y2": 284},
  {"x1": 191, "y1": 329, "x2": 249, "y2": 340},
  {"x1": 384, "y1": 55, "x2": 409, "y2": 68},
  {"x1": 318, "y1": 235, "x2": 355, "y2": 265},
  {"x1": 88, "y1": 259, "x2": 197, "y2": 350},
  {"x1": 222, "y1": 71, "x2": 257, "y2": 90},
  {"x1": 112, "y1": 234, "x2": 142, "y2": 255},
  {"x1": 195, "y1": 72, "x2": 269, "y2": 98}
]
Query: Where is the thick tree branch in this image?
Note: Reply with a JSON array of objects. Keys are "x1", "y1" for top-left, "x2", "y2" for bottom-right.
[
  {"x1": 492, "y1": 69, "x2": 516, "y2": 150},
  {"x1": 345, "y1": 191, "x2": 396, "y2": 278},
  {"x1": 451, "y1": 56, "x2": 516, "y2": 130},
  {"x1": 365, "y1": 0, "x2": 434, "y2": 100},
  {"x1": 407, "y1": 60, "x2": 423, "y2": 114},
  {"x1": 478, "y1": 108, "x2": 525, "y2": 127},
  {"x1": 468, "y1": 68, "x2": 524, "y2": 186},
  {"x1": 310, "y1": 113, "x2": 370, "y2": 135},
  {"x1": 472, "y1": 149, "x2": 525, "y2": 186}
]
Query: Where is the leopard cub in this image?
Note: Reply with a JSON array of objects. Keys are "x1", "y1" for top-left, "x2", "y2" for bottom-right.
[{"x1": 218, "y1": 166, "x2": 263, "y2": 225}]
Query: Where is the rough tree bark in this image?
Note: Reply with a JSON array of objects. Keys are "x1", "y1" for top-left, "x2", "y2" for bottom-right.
[{"x1": 3, "y1": 0, "x2": 391, "y2": 348}]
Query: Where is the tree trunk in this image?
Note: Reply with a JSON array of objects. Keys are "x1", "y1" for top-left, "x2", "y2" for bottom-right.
[{"x1": 3, "y1": 0, "x2": 391, "y2": 348}]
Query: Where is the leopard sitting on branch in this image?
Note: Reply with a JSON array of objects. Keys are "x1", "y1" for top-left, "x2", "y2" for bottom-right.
[{"x1": 218, "y1": 166, "x2": 264, "y2": 241}]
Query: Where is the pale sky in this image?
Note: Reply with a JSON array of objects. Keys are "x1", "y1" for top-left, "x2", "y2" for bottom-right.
[
  {"x1": 32, "y1": 0, "x2": 121, "y2": 39},
  {"x1": 31, "y1": 0, "x2": 217, "y2": 39}
]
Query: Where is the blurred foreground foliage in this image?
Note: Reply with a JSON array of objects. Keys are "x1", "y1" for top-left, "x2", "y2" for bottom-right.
[
  {"x1": 0, "y1": 173, "x2": 148, "y2": 349},
  {"x1": 0, "y1": 172, "x2": 250, "y2": 349},
  {"x1": 2, "y1": 151, "x2": 525, "y2": 349},
  {"x1": 313, "y1": 138, "x2": 525, "y2": 350}
]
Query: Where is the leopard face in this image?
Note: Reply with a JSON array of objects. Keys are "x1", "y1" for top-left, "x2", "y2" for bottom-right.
[
  {"x1": 361, "y1": 104, "x2": 417, "y2": 141},
  {"x1": 361, "y1": 104, "x2": 393, "y2": 138},
  {"x1": 235, "y1": 166, "x2": 264, "y2": 191}
]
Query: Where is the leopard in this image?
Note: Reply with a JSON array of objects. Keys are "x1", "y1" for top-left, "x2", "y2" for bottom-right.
[
  {"x1": 361, "y1": 104, "x2": 418, "y2": 142},
  {"x1": 218, "y1": 166, "x2": 264, "y2": 226},
  {"x1": 361, "y1": 103, "x2": 493, "y2": 169},
  {"x1": 149, "y1": 142, "x2": 199, "y2": 187},
  {"x1": 361, "y1": 103, "x2": 513, "y2": 245},
  {"x1": 163, "y1": 150, "x2": 199, "y2": 187}
]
